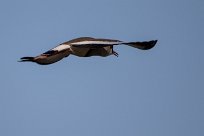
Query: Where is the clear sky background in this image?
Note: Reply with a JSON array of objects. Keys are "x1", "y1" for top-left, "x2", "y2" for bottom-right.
[{"x1": 0, "y1": 0, "x2": 203, "y2": 136}]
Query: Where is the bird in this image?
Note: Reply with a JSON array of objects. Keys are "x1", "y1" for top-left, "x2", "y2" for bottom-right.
[{"x1": 19, "y1": 37, "x2": 157, "y2": 65}]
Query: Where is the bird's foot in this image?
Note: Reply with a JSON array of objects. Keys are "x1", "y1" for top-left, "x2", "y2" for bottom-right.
[{"x1": 113, "y1": 51, "x2": 119, "y2": 57}]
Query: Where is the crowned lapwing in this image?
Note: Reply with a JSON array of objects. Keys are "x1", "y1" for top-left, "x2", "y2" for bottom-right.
[{"x1": 19, "y1": 37, "x2": 157, "y2": 65}]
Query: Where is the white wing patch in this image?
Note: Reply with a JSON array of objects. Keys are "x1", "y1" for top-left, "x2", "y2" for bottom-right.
[
  {"x1": 52, "y1": 44, "x2": 71, "y2": 51},
  {"x1": 52, "y1": 40, "x2": 122, "y2": 51},
  {"x1": 71, "y1": 41, "x2": 122, "y2": 45}
]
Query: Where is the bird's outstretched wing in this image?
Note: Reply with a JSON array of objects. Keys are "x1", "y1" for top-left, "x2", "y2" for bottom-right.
[
  {"x1": 70, "y1": 37, "x2": 122, "y2": 48},
  {"x1": 19, "y1": 48, "x2": 71, "y2": 65},
  {"x1": 69, "y1": 37, "x2": 157, "y2": 50},
  {"x1": 37, "y1": 49, "x2": 71, "y2": 65}
]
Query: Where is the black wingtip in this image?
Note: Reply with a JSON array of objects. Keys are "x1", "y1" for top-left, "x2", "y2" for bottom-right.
[
  {"x1": 144, "y1": 40, "x2": 158, "y2": 50},
  {"x1": 125, "y1": 40, "x2": 158, "y2": 50},
  {"x1": 19, "y1": 57, "x2": 34, "y2": 62}
]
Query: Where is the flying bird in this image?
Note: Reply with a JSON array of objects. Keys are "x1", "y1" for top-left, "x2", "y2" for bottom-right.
[{"x1": 19, "y1": 37, "x2": 157, "y2": 65}]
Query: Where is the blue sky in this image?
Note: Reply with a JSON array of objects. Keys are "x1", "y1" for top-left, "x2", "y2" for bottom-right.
[{"x1": 0, "y1": 0, "x2": 203, "y2": 136}]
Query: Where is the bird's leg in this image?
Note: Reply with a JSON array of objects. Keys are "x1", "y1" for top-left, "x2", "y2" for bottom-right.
[{"x1": 113, "y1": 50, "x2": 119, "y2": 57}]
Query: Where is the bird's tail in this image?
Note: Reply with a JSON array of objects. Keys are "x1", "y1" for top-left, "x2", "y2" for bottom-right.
[
  {"x1": 123, "y1": 40, "x2": 157, "y2": 50},
  {"x1": 19, "y1": 57, "x2": 34, "y2": 62}
]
